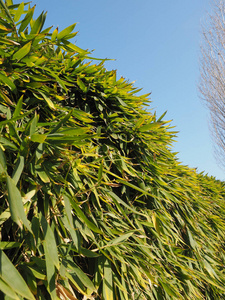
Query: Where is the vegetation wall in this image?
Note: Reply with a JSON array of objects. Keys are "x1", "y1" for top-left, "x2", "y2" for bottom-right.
[{"x1": 0, "y1": 1, "x2": 225, "y2": 299}]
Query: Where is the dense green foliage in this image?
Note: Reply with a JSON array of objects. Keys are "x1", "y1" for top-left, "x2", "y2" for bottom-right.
[{"x1": 0, "y1": 1, "x2": 225, "y2": 299}]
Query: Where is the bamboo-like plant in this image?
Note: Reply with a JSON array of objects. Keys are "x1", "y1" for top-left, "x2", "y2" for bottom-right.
[{"x1": 0, "y1": 1, "x2": 225, "y2": 299}]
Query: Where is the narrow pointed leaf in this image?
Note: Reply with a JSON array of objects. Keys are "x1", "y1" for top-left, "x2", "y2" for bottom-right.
[
  {"x1": 14, "y1": 2, "x2": 24, "y2": 22},
  {"x1": 12, "y1": 156, "x2": 24, "y2": 185},
  {"x1": 30, "y1": 11, "x2": 46, "y2": 34},
  {"x1": 57, "y1": 23, "x2": 76, "y2": 40},
  {"x1": 18, "y1": 6, "x2": 35, "y2": 33},
  {"x1": 103, "y1": 258, "x2": 113, "y2": 300},
  {"x1": 41, "y1": 215, "x2": 59, "y2": 269},
  {"x1": 69, "y1": 198, "x2": 103, "y2": 234},
  {"x1": 13, "y1": 95, "x2": 23, "y2": 118},
  {"x1": 51, "y1": 27, "x2": 58, "y2": 42},
  {"x1": 0, "y1": 147, "x2": 6, "y2": 171},
  {"x1": 6, "y1": 176, "x2": 32, "y2": 232}
]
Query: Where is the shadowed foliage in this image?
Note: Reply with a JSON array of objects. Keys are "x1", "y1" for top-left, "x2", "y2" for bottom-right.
[{"x1": 0, "y1": 1, "x2": 225, "y2": 299}]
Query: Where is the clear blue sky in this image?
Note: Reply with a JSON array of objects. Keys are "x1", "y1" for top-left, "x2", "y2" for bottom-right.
[{"x1": 30, "y1": 0, "x2": 224, "y2": 180}]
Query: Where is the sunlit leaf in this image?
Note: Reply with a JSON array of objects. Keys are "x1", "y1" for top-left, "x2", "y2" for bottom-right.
[
  {"x1": 13, "y1": 41, "x2": 32, "y2": 61},
  {"x1": 18, "y1": 5, "x2": 35, "y2": 33},
  {"x1": 30, "y1": 11, "x2": 46, "y2": 34},
  {"x1": 57, "y1": 23, "x2": 76, "y2": 40},
  {"x1": 30, "y1": 133, "x2": 47, "y2": 143},
  {"x1": 14, "y1": 1, "x2": 24, "y2": 22}
]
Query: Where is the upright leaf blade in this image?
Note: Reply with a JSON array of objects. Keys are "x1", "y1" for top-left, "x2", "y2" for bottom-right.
[
  {"x1": 14, "y1": 2, "x2": 24, "y2": 22},
  {"x1": 41, "y1": 215, "x2": 59, "y2": 269},
  {"x1": 103, "y1": 258, "x2": 113, "y2": 300},
  {"x1": 18, "y1": 5, "x2": 35, "y2": 33},
  {"x1": 30, "y1": 11, "x2": 46, "y2": 34},
  {"x1": 6, "y1": 176, "x2": 32, "y2": 232},
  {"x1": 12, "y1": 156, "x2": 24, "y2": 185}
]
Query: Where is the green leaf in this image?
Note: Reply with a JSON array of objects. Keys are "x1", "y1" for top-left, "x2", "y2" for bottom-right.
[
  {"x1": 30, "y1": 11, "x2": 46, "y2": 35},
  {"x1": 68, "y1": 195, "x2": 103, "y2": 234},
  {"x1": 57, "y1": 127, "x2": 90, "y2": 136},
  {"x1": 0, "y1": 89, "x2": 14, "y2": 106},
  {"x1": 41, "y1": 215, "x2": 59, "y2": 299},
  {"x1": 0, "y1": 209, "x2": 10, "y2": 226},
  {"x1": 49, "y1": 110, "x2": 73, "y2": 134},
  {"x1": 139, "y1": 122, "x2": 161, "y2": 132},
  {"x1": 38, "y1": 91, "x2": 55, "y2": 110},
  {"x1": 60, "y1": 40, "x2": 88, "y2": 55},
  {"x1": 27, "y1": 266, "x2": 46, "y2": 281},
  {"x1": 45, "y1": 246, "x2": 57, "y2": 300},
  {"x1": 6, "y1": 176, "x2": 32, "y2": 232},
  {"x1": 62, "y1": 194, "x2": 80, "y2": 252},
  {"x1": 13, "y1": 41, "x2": 32, "y2": 61},
  {"x1": 116, "y1": 96, "x2": 128, "y2": 107},
  {"x1": 105, "y1": 189, "x2": 145, "y2": 217},
  {"x1": 62, "y1": 259, "x2": 96, "y2": 295},
  {"x1": 18, "y1": 5, "x2": 35, "y2": 33},
  {"x1": 13, "y1": 95, "x2": 23, "y2": 118},
  {"x1": 98, "y1": 160, "x2": 103, "y2": 182},
  {"x1": 160, "y1": 280, "x2": 178, "y2": 298},
  {"x1": 0, "y1": 73, "x2": 17, "y2": 93},
  {"x1": 0, "y1": 278, "x2": 20, "y2": 299},
  {"x1": 0, "y1": 37, "x2": 20, "y2": 45},
  {"x1": 41, "y1": 215, "x2": 59, "y2": 269},
  {"x1": 35, "y1": 143, "x2": 44, "y2": 160},
  {"x1": 0, "y1": 250, "x2": 35, "y2": 300},
  {"x1": 36, "y1": 166, "x2": 50, "y2": 183},
  {"x1": 57, "y1": 23, "x2": 76, "y2": 40},
  {"x1": 51, "y1": 27, "x2": 58, "y2": 42},
  {"x1": 0, "y1": 137, "x2": 17, "y2": 150},
  {"x1": 5, "y1": 0, "x2": 13, "y2": 6},
  {"x1": 157, "y1": 111, "x2": 167, "y2": 122},
  {"x1": 14, "y1": 2, "x2": 24, "y2": 22},
  {"x1": 12, "y1": 156, "x2": 24, "y2": 185},
  {"x1": 0, "y1": 242, "x2": 21, "y2": 250},
  {"x1": 0, "y1": 24, "x2": 11, "y2": 32},
  {"x1": 152, "y1": 212, "x2": 161, "y2": 235},
  {"x1": 29, "y1": 113, "x2": 38, "y2": 136},
  {"x1": 30, "y1": 133, "x2": 47, "y2": 143},
  {"x1": 104, "y1": 232, "x2": 134, "y2": 248},
  {"x1": 0, "y1": 147, "x2": 6, "y2": 171},
  {"x1": 42, "y1": 67, "x2": 68, "y2": 91},
  {"x1": 103, "y1": 258, "x2": 113, "y2": 300},
  {"x1": 77, "y1": 77, "x2": 87, "y2": 92},
  {"x1": 0, "y1": 110, "x2": 35, "y2": 129}
]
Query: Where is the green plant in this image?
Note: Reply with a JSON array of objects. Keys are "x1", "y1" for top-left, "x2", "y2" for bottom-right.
[{"x1": 0, "y1": 1, "x2": 225, "y2": 299}]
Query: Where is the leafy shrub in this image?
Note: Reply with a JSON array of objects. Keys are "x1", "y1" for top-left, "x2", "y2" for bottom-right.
[{"x1": 0, "y1": 1, "x2": 225, "y2": 299}]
